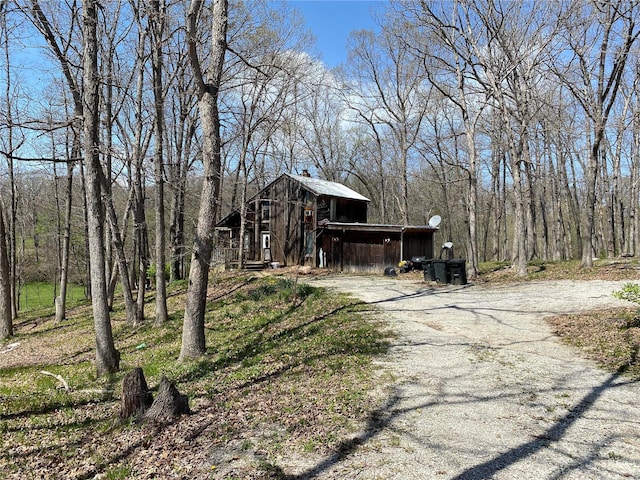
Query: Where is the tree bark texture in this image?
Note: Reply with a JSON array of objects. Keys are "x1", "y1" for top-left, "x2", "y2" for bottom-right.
[
  {"x1": 120, "y1": 367, "x2": 153, "y2": 419},
  {"x1": 83, "y1": 0, "x2": 119, "y2": 376},
  {"x1": 180, "y1": 0, "x2": 228, "y2": 360},
  {"x1": 0, "y1": 208, "x2": 12, "y2": 339},
  {"x1": 55, "y1": 160, "x2": 74, "y2": 322},
  {"x1": 104, "y1": 189, "x2": 137, "y2": 326},
  {"x1": 2, "y1": 8, "x2": 17, "y2": 321},
  {"x1": 143, "y1": 375, "x2": 190, "y2": 423},
  {"x1": 151, "y1": 0, "x2": 169, "y2": 325}
]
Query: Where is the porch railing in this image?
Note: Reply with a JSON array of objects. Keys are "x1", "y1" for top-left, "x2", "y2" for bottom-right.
[{"x1": 211, "y1": 247, "x2": 240, "y2": 268}]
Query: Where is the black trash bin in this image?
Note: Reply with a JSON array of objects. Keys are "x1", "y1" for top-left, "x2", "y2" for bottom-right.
[
  {"x1": 432, "y1": 259, "x2": 449, "y2": 284},
  {"x1": 411, "y1": 256, "x2": 427, "y2": 270},
  {"x1": 447, "y1": 259, "x2": 467, "y2": 285},
  {"x1": 422, "y1": 259, "x2": 435, "y2": 281}
]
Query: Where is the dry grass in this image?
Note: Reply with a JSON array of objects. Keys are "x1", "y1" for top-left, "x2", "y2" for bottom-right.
[
  {"x1": 478, "y1": 257, "x2": 640, "y2": 378},
  {"x1": 0, "y1": 272, "x2": 390, "y2": 479},
  {"x1": 479, "y1": 257, "x2": 640, "y2": 283},
  {"x1": 547, "y1": 308, "x2": 640, "y2": 376},
  {"x1": 2, "y1": 259, "x2": 640, "y2": 479}
]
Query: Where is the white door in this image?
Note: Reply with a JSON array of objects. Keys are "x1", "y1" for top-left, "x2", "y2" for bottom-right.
[{"x1": 262, "y1": 233, "x2": 271, "y2": 261}]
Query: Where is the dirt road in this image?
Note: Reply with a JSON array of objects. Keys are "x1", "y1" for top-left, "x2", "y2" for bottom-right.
[{"x1": 299, "y1": 276, "x2": 640, "y2": 479}]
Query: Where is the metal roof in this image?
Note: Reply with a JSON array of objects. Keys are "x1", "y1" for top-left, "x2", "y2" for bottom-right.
[{"x1": 286, "y1": 173, "x2": 370, "y2": 202}]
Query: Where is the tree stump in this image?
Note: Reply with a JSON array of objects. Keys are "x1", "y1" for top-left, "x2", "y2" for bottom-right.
[
  {"x1": 120, "y1": 367, "x2": 153, "y2": 420},
  {"x1": 143, "y1": 375, "x2": 190, "y2": 423}
]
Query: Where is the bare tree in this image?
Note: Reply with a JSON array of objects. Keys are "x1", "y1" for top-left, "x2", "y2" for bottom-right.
[
  {"x1": 555, "y1": 0, "x2": 640, "y2": 267},
  {"x1": 83, "y1": 0, "x2": 120, "y2": 374},
  {"x1": 627, "y1": 62, "x2": 640, "y2": 255},
  {"x1": 26, "y1": 0, "x2": 120, "y2": 374},
  {"x1": 150, "y1": 0, "x2": 169, "y2": 324},
  {"x1": 54, "y1": 147, "x2": 76, "y2": 322},
  {"x1": 398, "y1": 0, "x2": 491, "y2": 277},
  {"x1": 226, "y1": 14, "x2": 313, "y2": 268},
  {"x1": 97, "y1": 1, "x2": 138, "y2": 326},
  {"x1": 180, "y1": 0, "x2": 228, "y2": 359},
  {"x1": 444, "y1": 1, "x2": 555, "y2": 275},
  {"x1": 119, "y1": 0, "x2": 153, "y2": 325},
  {"x1": 345, "y1": 25, "x2": 429, "y2": 225},
  {"x1": 0, "y1": 0, "x2": 19, "y2": 319},
  {"x1": 166, "y1": 53, "x2": 198, "y2": 283}
]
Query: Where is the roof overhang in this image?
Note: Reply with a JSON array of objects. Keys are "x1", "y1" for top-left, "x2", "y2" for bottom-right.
[
  {"x1": 216, "y1": 210, "x2": 240, "y2": 228},
  {"x1": 317, "y1": 220, "x2": 438, "y2": 234}
]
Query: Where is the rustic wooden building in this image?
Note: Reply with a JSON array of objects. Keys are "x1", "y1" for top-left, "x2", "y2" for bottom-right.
[
  {"x1": 317, "y1": 221, "x2": 436, "y2": 274},
  {"x1": 216, "y1": 172, "x2": 438, "y2": 273}
]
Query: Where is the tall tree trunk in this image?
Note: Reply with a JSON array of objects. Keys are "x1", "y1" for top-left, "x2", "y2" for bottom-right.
[
  {"x1": 237, "y1": 151, "x2": 248, "y2": 269},
  {"x1": 399, "y1": 144, "x2": 409, "y2": 225},
  {"x1": 510, "y1": 136, "x2": 529, "y2": 277},
  {"x1": 2, "y1": 7, "x2": 17, "y2": 320},
  {"x1": 631, "y1": 111, "x2": 640, "y2": 254},
  {"x1": 0, "y1": 206, "x2": 12, "y2": 339},
  {"x1": 103, "y1": 187, "x2": 137, "y2": 326},
  {"x1": 547, "y1": 155, "x2": 563, "y2": 260},
  {"x1": 129, "y1": 11, "x2": 149, "y2": 324},
  {"x1": 55, "y1": 159, "x2": 75, "y2": 322},
  {"x1": 582, "y1": 138, "x2": 600, "y2": 267},
  {"x1": 79, "y1": 160, "x2": 92, "y2": 300},
  {"x1": 612, "y1": 125, "x2": 625, "y2": 255},
  {"x1": 180, "y1": 0, "x2": 228, "y2": 359},
  {"x1": 169, "y1": 94, "x2": 196, "y2": 283},
  {"x1": 490, "y1": 149, "x2": 503, "y2": 261},
  {"x1": 134, "y1": 157, "x2": 148, "y2": 326},
  {"x1": 169, "y1": 168, "x2": 187, "y2": 282},
  {"x1": 461, "y1": 112, "x2": 479, "y2": 277},
  {"x1": 152, "y1": 0, "x2": 168, "y2": 325},
  {"x1": 524, "y1": 159, "x2": 537, "y2": 260},
  {"x1": 83, "y1": 0, "x2": 119, "y2": 375}
]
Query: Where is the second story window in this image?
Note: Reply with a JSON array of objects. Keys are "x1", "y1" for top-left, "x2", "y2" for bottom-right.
[{"x1": 261, "y1": 201, "x2": 270, "y2": 222}]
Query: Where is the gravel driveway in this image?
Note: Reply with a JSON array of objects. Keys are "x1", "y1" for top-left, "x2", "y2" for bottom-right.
[{"x1": 299, "y1": 276, "x2": 640, "y2": 479}]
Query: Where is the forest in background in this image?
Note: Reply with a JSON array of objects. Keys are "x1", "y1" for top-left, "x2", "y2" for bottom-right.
[{"x1": 1, "y1": 0, "x2": 640, "y2": 371}]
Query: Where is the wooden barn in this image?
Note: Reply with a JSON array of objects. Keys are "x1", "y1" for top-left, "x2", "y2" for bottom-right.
[{"x1": 215, "y1": 172, "x2": 438, "y2": 273}]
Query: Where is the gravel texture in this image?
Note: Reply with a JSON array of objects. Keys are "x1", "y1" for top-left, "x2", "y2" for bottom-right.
[{"x1": 298, "y1": 276, "x2": 640, "y2": 479}]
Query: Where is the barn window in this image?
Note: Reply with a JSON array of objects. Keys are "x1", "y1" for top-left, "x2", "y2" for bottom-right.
[{"x1": 261, "y1": 201, "x2": 270, "y2": 222}]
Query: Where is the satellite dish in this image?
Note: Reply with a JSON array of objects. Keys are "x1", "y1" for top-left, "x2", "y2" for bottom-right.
[
  {"x1": 443, "y1": 241, "x2": 453, "y2": 249},
  {"x1": 428, "y1": 215, "x2": 441, "y2": 228}
]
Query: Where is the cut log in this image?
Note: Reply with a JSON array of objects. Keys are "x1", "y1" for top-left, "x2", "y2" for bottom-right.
[
  {"x1": 120, "y1": 367, "x2": 153, "y2": 419},
  {"x1": 143, "y1": 375, "x2": 190, "y2": 423}
]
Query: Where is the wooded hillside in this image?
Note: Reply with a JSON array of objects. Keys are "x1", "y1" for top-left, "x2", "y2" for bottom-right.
[{"x1": 0, "y1": 0, "x2": 639, "y2": 365}]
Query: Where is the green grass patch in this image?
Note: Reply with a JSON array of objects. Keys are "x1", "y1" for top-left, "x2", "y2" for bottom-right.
[
  {"x1": 19, "y1": 281, "x2": 86, "y2": 314},
  {"x1": 0, "y1": 272, "x2": 390, "y2": 479}
]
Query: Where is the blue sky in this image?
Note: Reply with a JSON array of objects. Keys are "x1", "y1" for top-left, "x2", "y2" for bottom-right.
[{"x1": 289, "y1": 0, "x2": 385, "y2": 67}]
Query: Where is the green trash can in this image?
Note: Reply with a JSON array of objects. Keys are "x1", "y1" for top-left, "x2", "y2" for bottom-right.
[
  {"x1": 432, "y1": 259, "x2": 449, "y2": 284},
  {"x1": 422, "y1": 259, "x2": 435, "y2": 281},
  {"x1": 447, "y1": 259, "x2": 467, "y2": 285}
]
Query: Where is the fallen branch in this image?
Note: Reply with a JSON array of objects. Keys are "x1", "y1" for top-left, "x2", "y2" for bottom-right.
[
  {"x1": 39, "y1": 370, "x2": 70, "y2": 392},
  {"x1": 0, "y1": 342, "x2": 20, "y2": 354}
]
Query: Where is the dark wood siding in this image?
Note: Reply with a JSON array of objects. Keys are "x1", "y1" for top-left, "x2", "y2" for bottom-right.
[
  {"x1": 316, "y1": 196, "x2": 366, "y2": 223},
  {"x1": 320, "y1": 231, "x2": 401, "y2": 274},
  {"x1": 267, "y1": 176, "x2": 309, "y2": 266},
  {"x1": 402, "y1": 232, "x2": 434, "y2": 260},
  {"x1": 216, "y1": 173, "x2": 436, "y2": 272}
]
